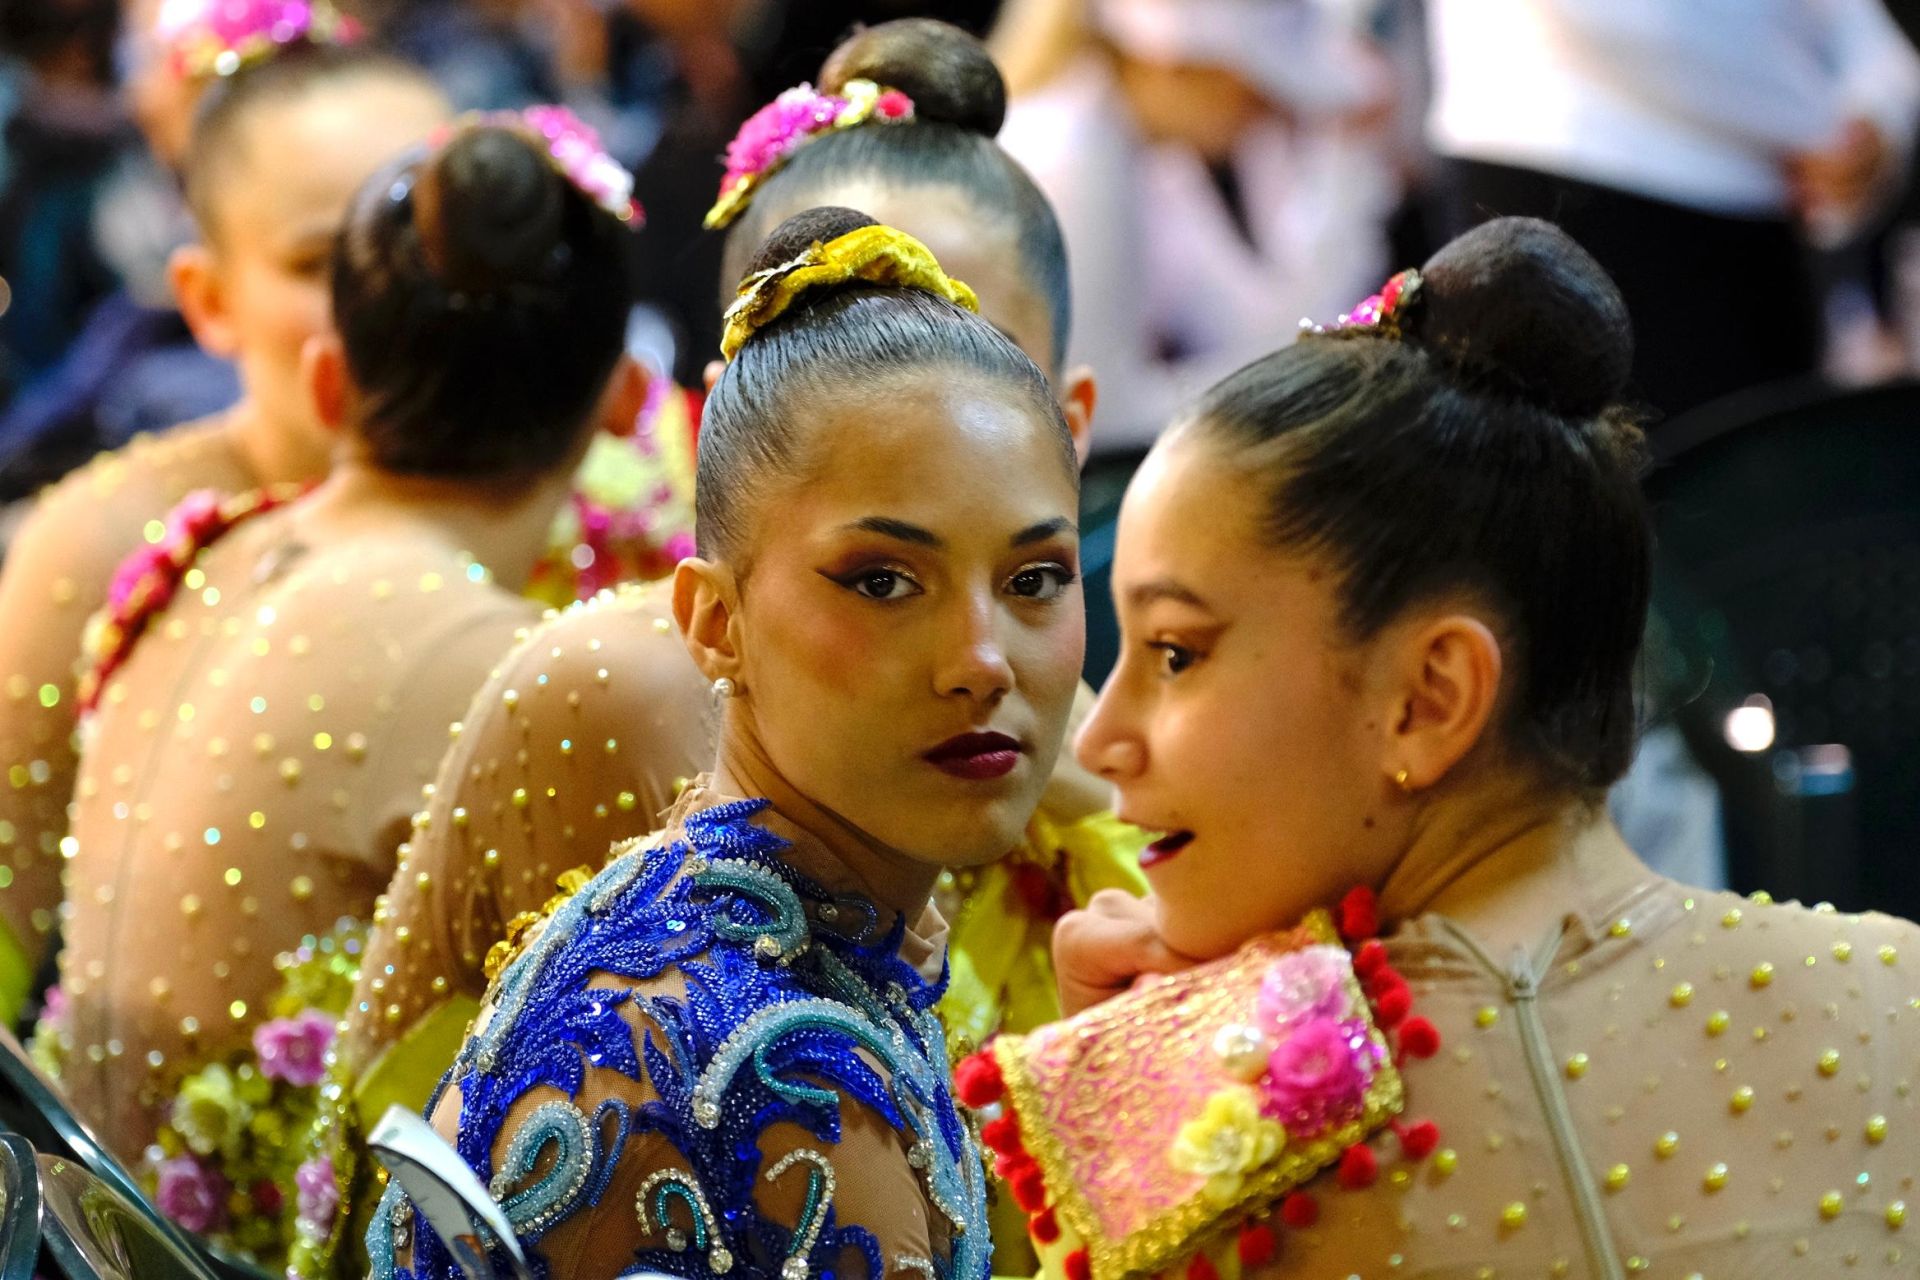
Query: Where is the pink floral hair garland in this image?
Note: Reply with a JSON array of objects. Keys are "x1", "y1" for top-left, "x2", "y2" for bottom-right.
[
  {"x1": 705, "y1": 80, "x2": 916, "y2": 230},
  {"x1": 439, "y1": 105, "x2": 645, "y2": 228},
  {"x1": 155, "y1": 0, "x2": 361, "y2": 80}
]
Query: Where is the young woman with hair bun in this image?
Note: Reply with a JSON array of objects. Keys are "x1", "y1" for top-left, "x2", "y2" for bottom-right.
[
  {"x1": 39, "y1": 111, "x2": 646, "y2": 1270},
  {"x1": 373, "y1": 205, "x2": 1083, "y2": 1280},
  {"x1": 989, "y1": 217, "x2": 1920, "y2": 1279}
]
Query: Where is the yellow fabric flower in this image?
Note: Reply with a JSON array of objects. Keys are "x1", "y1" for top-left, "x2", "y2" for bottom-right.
[
  {"x1": 1170, "y1": 1085, "x2": 1286, "y2": 1205},
  {"x1": 173, "y1": 1064, "x2": 249, "y2": 1159}
]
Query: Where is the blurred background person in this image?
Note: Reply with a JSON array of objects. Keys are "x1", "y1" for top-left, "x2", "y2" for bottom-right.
[
  {"x1": 993, "y1": 0, "x2": 1405, "y2": 461},
  {"x1": 1427, "y1": 0, "x2": 1920, "y2": 419}
]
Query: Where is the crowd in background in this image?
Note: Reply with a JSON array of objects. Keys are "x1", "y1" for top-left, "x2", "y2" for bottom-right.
[{"x1": 5, "y1": 0, "x2": 1920, "y2": 504}]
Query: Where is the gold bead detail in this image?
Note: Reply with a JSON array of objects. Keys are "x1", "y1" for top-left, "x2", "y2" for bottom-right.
[
  {"x1": 1818, "y1": 1049, "x2": 1841, "y2": 1076},
  {"x1": 1475, "y1": 1005, "x2": 1499, "y2": 1029},
  {"x1": 1867, "y1": 1115, "x2": 1888, "y2": 1144},
  {"x1": 1889, "y1": 1201, "x2": 1908, "y2": 1230},
  {"x1": 1879, "y1": 945, "x2": 1898, "y2": 966},
  {"x1": 1606, "y1": 1163, "x2": 1631, "y2": 1191},
  {"x1": 1433, "y1": 1148, "x2": 1458, "y2": 1177},
  {"x1": 1722, "y1": 908, "x2": 1743, "y2": 928},
  {"x1": 1501, "y1": 1202, "x2": 1528, "y2": 1230},
  {"x1": 1750, "y1": 962, "x2": 1775, "y2": 988},
  {"x1": 1565, "y1": 1053, "x2": 1590, "y2": 1080},
  {"x1": 1670, "y1": 982, "x2": 1695, "y2": 1008},
  {"x1": 1821, "y1": 1191, "x2": 1845, "y2": 1220},
  {"x1": 1655, "y1": 1131, "x2": 1680, "y2": 1159},
  {"x1": 1833, "y1": 941, "x2": 1853, "y2": 963},
  {"x1": 1704, "y1": 1162, "x2": 1729, "y2": 1192},
  {"x1": 1731, "y1": 1086, "x2": 1754, "y2": 1114},
  {"x1": 1706, "y1": 1010, "x2": 1730, "y2": 1036}
]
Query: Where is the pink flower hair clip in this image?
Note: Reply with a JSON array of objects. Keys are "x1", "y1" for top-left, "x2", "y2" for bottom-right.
[
  {"x1": 1301, "y1": 267, "x2": 1424, "y2": 339},
  {"x1": 444, "y1": 105, "x2": 645, "y2": 228},
  {"x1": 705, "y1": 80, "x2": 916, "y2": 230},
  {"x1": 155, "y1": 0, "x2": 361, "y2": 81}
]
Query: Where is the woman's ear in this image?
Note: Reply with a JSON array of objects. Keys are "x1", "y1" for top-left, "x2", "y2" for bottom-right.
[
  {"x1": 673, "y1": 555, "x2": 744, "y2": 687},
  {"x1": 300, "y1": 332, "x2": 353, "y2": 435},
  {"x1": 598, "y1": 355, "x2": 650, "y2": 439},
  {"x1": 169, "y1": 244, "x2": 241, "y2": 359},
  {"x1": 1060, "y1": 365, "x2": 1098, "y2": 469},
  {"x1": 1383, "y1": 609, "x2": 1504, "y2": 792},
  {"x1": 702, "y1": 359, "x2": 726, "y2": 394}
]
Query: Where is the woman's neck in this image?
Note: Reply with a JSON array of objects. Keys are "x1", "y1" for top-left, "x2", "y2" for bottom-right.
[
  {"x1": 1374, "y1": 770, "x2": 1652, "y2": 959},
  {"x1": 711, "y1": 730, "x2": 941, "y2": 923},
  {"x1": 296, "y1": 455, "x2": 575, "y2": 594},
  {"x1": 219, "y1": 400, "x2": 331, "y2": 489}
]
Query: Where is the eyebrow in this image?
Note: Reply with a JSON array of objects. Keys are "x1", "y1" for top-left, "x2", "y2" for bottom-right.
[
  {"x1": 1126, "y1": 578, "x2": 1213, "y2": 610},
  {"x1": 844, "y1": 516, "x2": 1078, "y2": 550}
]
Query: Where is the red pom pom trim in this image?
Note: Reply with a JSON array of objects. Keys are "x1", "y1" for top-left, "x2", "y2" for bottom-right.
[
  {"x1": 980, "y1": 1114, "x2": 1024, "y2": 1156},
  {"x1": 1237, "y1": 1222, "x2": 1278, "y2": 1267},
  {"x1": 1337, "y1": 1143, "x2": 1379, "y2": 1190},
  {"x1": 1398, "y1": 1016, "x2": 1441, "y2": 1059},
  {"x1": 1352, "y1": 939, "x2": 1389, "y2": 979},
  {"x1": 1187, "y1": 1254, "x2": 1220, "y2": 1280},
  {"x1": 1029, "y1": 1206, "x2": 1061, "y2": 1244},
  {"x1": 1065, "y1": 1249, "x2": 1091, "y2": 1280},
  {"x1": 1338, "y1": 886, "x2": 1379, "y2": 942},
  {"x1": 1372, "y1": 982, "x2": 1412, "y2": 1028},
  {"x1": 1280, "y1": 1190, "x2": 1319, "y2": 1229},
  {"x1": 953, "y1": 1051, "x2": 1005, "y2": 1108},
  {"x1": 1009, "y1": 1164, "x2": 1050, "y2": 1213},
  {"x1": 1397, "y1": 1119, "x2": 1440, "y2": 1160}
]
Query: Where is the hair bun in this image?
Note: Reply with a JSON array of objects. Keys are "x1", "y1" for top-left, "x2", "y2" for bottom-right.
[
  {"x1": 1413, "y1": 216, "x2": 1633, "y2": 419},
  {"x1": 742, "y1": 205, "x2": 879, "y2": 278},
  {"x1": 820, "y1": 18, "x2": 1007, "y2": 138},
  {"x1": 413, "y1": 127, "x2": 567, "y2": 295}
]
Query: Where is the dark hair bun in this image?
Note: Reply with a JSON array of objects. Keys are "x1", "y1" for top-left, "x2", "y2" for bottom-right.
[
  {"x1": 1413, "y1": 216, "x2": 1633, "y2": 419},
  {"x1": 743, "y1": 205, "x2": 879, "y2": 279},
  {"x1": 820, "y1": 18, "x2": 1007, "y2": 138},
  {"x1": 413, "y1": 126, "x2": 567, "y2": 296}
]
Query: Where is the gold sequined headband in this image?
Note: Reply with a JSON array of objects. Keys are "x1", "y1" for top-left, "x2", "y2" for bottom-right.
[{"x1": 719, "y1": 224, "x2": 980, "y2": 361}]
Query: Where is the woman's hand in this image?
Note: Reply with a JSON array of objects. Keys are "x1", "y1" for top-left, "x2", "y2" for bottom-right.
[{"x1": 1053, "y1": 889, "x2": 1197, "y2": 1016}]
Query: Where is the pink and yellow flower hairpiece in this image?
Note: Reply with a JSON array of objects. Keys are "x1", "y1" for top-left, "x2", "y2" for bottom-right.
[
  {"x1": 705, "y1": 80, "x2": 917, "y2": 231},
  {"x1": 155, "y1": 0, "x2": 361, "y2": 81},
  {"x1": 437, "y1": 105, "x2": 645, "y2": 228},
  {"x1": 1300, "y1": 268, "x2": 1423, "y2": 339}
]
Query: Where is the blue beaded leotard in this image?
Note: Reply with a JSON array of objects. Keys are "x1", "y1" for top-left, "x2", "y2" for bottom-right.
[{"x1": 368, "y1": 794, "x2": 989, "y2": 1280}]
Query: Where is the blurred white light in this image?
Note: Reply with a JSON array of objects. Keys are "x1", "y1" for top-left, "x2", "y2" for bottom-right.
[{"x1": 1724, "y1": 696, "x2": 1776, "y2": 754}]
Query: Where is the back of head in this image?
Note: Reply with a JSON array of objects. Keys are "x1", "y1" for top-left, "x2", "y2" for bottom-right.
[
  {"x1": 331, "y1": 122, "x2": 636, "y2": 478},
  {"x1": 699, "y1": 205, "x2": 1071, "y2": 560},
  {"x1": 182, "y1": 42, "x2": 443, "y2": 239},
  {"x1": 1190, "y1": 216, "x2": 1648, "y2": 793},
  {"x1": 719, "y1": 20, "x2": 1072, "y2": 370}
]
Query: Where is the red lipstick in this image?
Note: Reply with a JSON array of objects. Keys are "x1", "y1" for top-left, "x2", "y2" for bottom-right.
[
  {"x1": 924, "y1": 732, "x2": 1023, "y2": 781},
  {"x1": 1139, "y1": 830, "x2": 1194, "y2": 869}
]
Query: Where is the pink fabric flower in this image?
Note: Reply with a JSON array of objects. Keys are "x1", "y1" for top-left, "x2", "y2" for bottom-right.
[
  {"x1": 39, "y1": 984, "x2": 69, "y2": 1031},
  {"x1": 155, "y1": 1154, "x2": 230, "y2": 1234},
  {"x1": 720, "y1": 85, "x2": 849, "y2": 194},
  {"x1": 251, "y1": 1009, "x2": 334, "y2": 1087},
  {"x1": 155, "y1": 0, "x2": 358, "y2": 78},
  {"x1": 1260, "y1": 1017, "x2": 1380, "y2": 1139},
  {"x1": 1255, "y1": 945, "x2": 1356, "y2": 1034},
  {"x1": 294, "y1": 1155, "x2": 340, "y2": 1232}
]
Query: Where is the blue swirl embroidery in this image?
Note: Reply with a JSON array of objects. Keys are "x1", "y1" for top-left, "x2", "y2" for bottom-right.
[{"x1": 372, "y1": 799, "x2": 988, "y2": 1280}]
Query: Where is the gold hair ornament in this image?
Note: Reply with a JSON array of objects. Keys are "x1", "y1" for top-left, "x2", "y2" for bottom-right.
[{"x1": 719, "y1": 224, "x2": 979, "y2": 361}]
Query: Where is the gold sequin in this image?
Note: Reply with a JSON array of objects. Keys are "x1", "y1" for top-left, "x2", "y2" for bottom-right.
[
  {"x1": 1889, "y1": 1202, "x2": 1908, "y2": 1230},
  {"x1": 1731, "y1": 1086, "x2": 1754, "y2": 1113},
  {"x1": 1501, "y1": 1202, "x2": 1527, "y2": 1229},
  {"x1": 1707, "y1": 1010, "x2": 1730, "y2": 1036},
  {"x1": 1867, "y1": 1114, "x2": 1888, "y2": 1144},
  {"x1": 1751, "y1": 963, "x2": 1775, "y2": 988},
  {"x1": 1475, "y1": 1005, "x2": 1499, "y2": 1028},
  {"x1": 1671, "y1": 982, "x2": 1695, "y2": 1008},
  {"x1": 1606, "y1": 1163, "x2": 1631, "y2": 1191},
  {"x1": 1822, "y1": 1191, "x2": 1845, "y2": 1220},
  {"x1": 1704, "y1": 1162, "x2": 1729, "y2": 1192},
  {"x1": 1879, "y1": 945, "x2": 1898, "y2": 966},
  {"x1": 1723, "y1": 908, "x2": 1743, "y2": 929},
  {"x1": 1566, "y1": 1053, "x2": 1589, "y2": 1080},
  {"x1": 1656, "y1": 1131, "x2": 1680, "y2": 1158}
]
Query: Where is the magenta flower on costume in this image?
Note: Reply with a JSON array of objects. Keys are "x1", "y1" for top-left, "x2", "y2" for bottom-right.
[
  {"x1": 294, "y1": 1156, "x2": 340, "y2": 1232},
  {"x1": 155, "y1": 0, "x2": 360, "y2": 79},
  {"x1": 1255, "y1": 945, "x2": 1357, "y2": 1034},
  {"x1": 251, "y1": 1010, "x2": 335, "y2": 1087},
  {"x1": 39, "y1": 984, "x2": 69, "y2": 1031},
  {"x1": 1260, "y1": 1017, "x2": 1380, "y2": 1139},
  {"x1": 155, "y1": 1154, "x2": 230, "y2": 1234}
]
